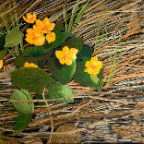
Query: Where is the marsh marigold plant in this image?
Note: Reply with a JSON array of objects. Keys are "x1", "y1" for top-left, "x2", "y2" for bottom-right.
[
  {"x1": 55, "y1": 46, "x2": 79, "y2": 66},
  {"x1": 23, "y1": 13, "x2": 56, "y2": 46},
  {"x1": 84, "y1": 56, "x2": 103, "y2": 75}
]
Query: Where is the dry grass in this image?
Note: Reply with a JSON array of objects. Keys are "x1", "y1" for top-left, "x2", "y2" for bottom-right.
[{"x1": 0, "y1": 0, "x2": 144, "y2": 143}]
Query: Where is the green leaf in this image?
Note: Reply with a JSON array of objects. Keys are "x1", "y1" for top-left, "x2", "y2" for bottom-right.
[
  {"x1": 23, "y1": 46, "x2": 52, "y2": 68},
  {"x1": 15, "y1": 55, "x2": 26, "y2": 67},
  {"x1": 53, "y1": 23, "x2": 64, "y2": 31},
  {"x1": 10, "y1": 89, "x2": 34, "y2": 114},
  {"x1": 62, "y1": 37, "x2": 84, "y2": 52},
  {"x1": 0, "y1": 33, "x2": 6, "y2": 49},
  {"x1": 0, "y1": 47, "x2": 8, "y2": 60},
  {"x1": 76, "y1": 45, "x2": 92, "y2": 62},
  {"x1": 96, "y1": 79, "x2": 104, "y2": 91},
  {"x1": 11, "y1": 67, "x2": 54, "y2": 94},
  {"x1": 23, "y1": 46, "x2": 51, "y2": 58},
  {"x1": 4, "y1": 27, "x2": 24, "y2": 47},
  {"x1": 48, "y1": 81, "x2": 74, "y2": 103},
  {"x1": 9, "y1": 112, "x2": 32, "y2": 136},
  {"x1": 73, "y1": 57, "x2": 103, "y2": 89},
  {"x1": 47, "y1": 57, "x2": 76, "y2": 85},
  {"x1": 50, "y1": 30, "x2": 62, "y2": 49},
  {"x1": 61, "y1": 32, "x2": 75, "y2": 43}
]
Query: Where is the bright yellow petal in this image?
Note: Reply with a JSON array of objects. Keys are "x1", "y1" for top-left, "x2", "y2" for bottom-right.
[
  {"x1": 34, "y1": 36, "x2": 45, "y2": 46},
  {"x1": 84, "y1": 67, "x2": 93, "y2": 74},
  {"x1": 92, "y1": 68, "x2": 100, "y2": 75},
  {"x1": 32, "y1": 12, "x2": 36, "y2": 21},
  {"x1": 62, "y1": 46, "x2": 69, "y2": 53},
  {"x1": 70, "y1": 53, "x2": 77, "y2": 60},
  {"x1": 36, "y1": 19, "x2": 45, "y2": 27},
  {"x1": 70, "y1": 48, "x2": 78, "y2": 54},
  {"x1": 65, "y1": 58, "x2": 72, "y2": 66},
  {"x1": 47, "y1": 23, "x2": 55, "y2": 31},
  {"x1": 85, "y1": 61, "x2": 91, "y2": 68},
  {"x1": 43, "y1": 17, "x2": 50, "y2": 25},
  {"x1": 24, "y1": 62, "x2": 29, "y2": 67},
  {"x1": 96, "y1": 61, "x2": 103, "y2": 69},
  {"x1": 33, "y1": 25, "x2": 40, "y2": 32},
  {"x1": 90, "y1": 56, "x2": 98, "y2": 62},
  {"x1": 46, "y1": 32, "x2": 56, "y2": 43},
  {"x1": 26, "y1": 28, "x2": 34, "y2": 34},
  {"x1": 26, "y1": 13, "x2": 32, "y2": 19},
  {"x1": 55, "y1": 51, "x2": 64, "y2": 59},
  {"x1": 59, "y1": 59, "x2": 65, "y2": 65},
  {"x1": 0, "y1": 60, "x2": 3, "y2": 69},
  {"x1": 25, "y1": 37, "x2": 34, "y2": 44}
]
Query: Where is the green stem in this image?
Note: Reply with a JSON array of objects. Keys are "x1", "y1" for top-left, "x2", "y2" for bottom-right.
[
  {"x1": 20, "y1": 40, "x2": 24, "y2": 53},
  {"x1": 15, "y1": 45, "x2": 19, "y2": 56}
]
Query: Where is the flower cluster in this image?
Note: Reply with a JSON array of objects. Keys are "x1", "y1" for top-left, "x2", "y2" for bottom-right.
[
  {"x1": 84, "y1": 56, "x2": 102, "y2": 75},
  {"x1": 23, "y1": 13, "x2": 56, "y2": 46},
  {"x1": 24, "y1": 62, "x2": 38, "y2": 68},
  {"x1": 55, "y1": 46, "x2": 79, "y2": 66}
]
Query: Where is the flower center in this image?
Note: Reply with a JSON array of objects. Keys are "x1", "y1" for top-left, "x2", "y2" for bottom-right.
[
  {"x1": 91, "y1": 65, "x2": 97, "y2": 69},
  {"x1": 63, "y1": 54, "x2": 68, "y2": 59}
]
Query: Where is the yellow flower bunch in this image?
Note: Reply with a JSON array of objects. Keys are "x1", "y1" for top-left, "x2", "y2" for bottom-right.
[
  {"x1": 84, "y1": 56, "x2": 102, "y2": 75},
  {"x1": 23, "y1": 13, "x2": 56, "y2": 46},
  {"x1": 0, "y1": 60, "x2": 3, "y2": 69},
  {"x1": 55, "y1": 46, "x2": 79, "y2": 66},
  {"x1": 24, "y1": 62, "x2": 38, "y2": 68}
]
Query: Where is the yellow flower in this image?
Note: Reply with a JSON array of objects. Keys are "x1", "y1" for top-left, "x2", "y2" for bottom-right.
[
  {"x1": 55, "y1": 46, "x2": 78, "y2": 66},
  {"x1": 46, "y1": 32, "x2": 56, "y2": 43},
  {"x1": 25, "y1": 28, "x2": 45, "y2": 46},
  {"x1": 24, "y1": 62, "x2": 38, "y2": 68},
  {"x1": 0, "y1": 60, "x2": 3, "y2": 69},
  {"x1": 84, "y1": 56, "x2": 102, "y2": 75},
  {"x1": 23, "y1": 13, "x2": 36, "y2": 23},
  {"x1": 33, "y1": 17, "x2": 55, "y2": 34}
]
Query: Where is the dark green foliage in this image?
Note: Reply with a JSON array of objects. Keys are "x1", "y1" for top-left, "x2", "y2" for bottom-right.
[
  {"x1": 76, "y1": 45, "x2": 92, "y2": 62},
  {"x1": 11, "y1": 67, "x2": 54, "y2": 94},
  {"x1": 47, "y1": 57, "x2": 76, "y2": 85},
  {"x1": 15, "y1": 55, "x2": 26, "y2": 67}
]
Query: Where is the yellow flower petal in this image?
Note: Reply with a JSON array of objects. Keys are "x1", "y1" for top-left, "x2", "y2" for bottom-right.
[
  {"x1": 25, "y1": 37, "x2": 33, "y2": 44},
  {"x1": 34, "y1": 36, "x2": 45, "y2": 46},
  {"x1": 26, "y1": 28, "x2": 34, "y2": 34},
  {"x1": 85, "y1": 61, "x2": 91, "y2": 68},
  {"x1": 92, "y1": 68, "x2": 100, "y2": 74},
  {"x1": 96, "y1": 61, "x2": 103, "y2": 69},
  {"x1": 65, "y1": 58, "x2": 72, "y2": 66},
  {"x1": 43, "y1": 17, "x2": 50, "y2": 26},
  {"x1": 46, "y1": 32, "x2": 56, "y2": 43},
  {"x1": 59, "y1": 59, "x2": 65, "y2": 65},
  {"x1": 36, "y1": 19, "x2": 45, "y2": 27},
  {"x1": 0, "y1": 60, "x2": 3, "y2": 69},
  {"x1": 90, "y1": 56, "x2": 98, "y2": 62},
  {"x1": 70, "y1": 48, "x2": 79, "y2": 54},
  {"x1": 23, "y1": 13, "x2": 36, "y2": 23},
  {"x1": 62, "y1": 46, "x2": 69, "y2": 52},
  {"x1": 70, "y1": 53, "x2": 77, "y2": 60},
  {"x1": 55, "y1": 51, "x2": 64, "y2": 59},
  {"x1": 24, "y1": 62, "x2": 29, "y2": 67},
  {"x1": 47, "y1": 23, "x2": 55, "y2": 31}
]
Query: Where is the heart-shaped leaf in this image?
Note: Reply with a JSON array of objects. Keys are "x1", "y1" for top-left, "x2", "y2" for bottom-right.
[
  {"x1": 76, "y1": 45, "x2": 92, "y2": 62},
  {"x1": 9, "y1": 112, "x2": 32, "y2": 136},
  {"x1": 62, "y1": 37, "x2": 84, "y2": 52},
  {"x1": 10, "y1": 89, "x2": 34, "y2": 114},
  {"x1": 73, "y1": 56, "x2": 103, "y2": 89},
  {"x1": 47, "y1": 57, "x2": 76, "y2": 84},
  {"x1": 0, "y1": 33, "x2": 6, "y2": 49},
  {"x1": 48, "y1": 81, "x2": 74, "y2": 103},
  {"x1": 0, "y1": 47, "x2": 8, "y2": 60},
  {"x1": 15, "y1": 55, "x2": 26, "y2": 67},
  {"x1": 61, "y1": 32, "x2": 75, "y2": 43},
  {"x1": 4, "y1": 27, "x2": 24, "y2": 47},
  {"x1": 53, "y1": 23, "x2": 64, "y2": 31},
  {"x1": 11, "y1": 67, "x2": 54, "y2": 94}
]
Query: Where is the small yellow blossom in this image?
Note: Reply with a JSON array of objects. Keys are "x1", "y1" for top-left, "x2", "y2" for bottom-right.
[
  {"x1": 23, "y1": 13, "x2": 36, "y2": 23},
  {"x1": 84, "y1": 56, "x2": 102, "y2": 75},
  {"x1": 0, "y1": 60, "x2": 3, "y2": 69},
  {"x1": 25, "y1": 28, "x2": 45, "y2": 46},
  {"x1": 55, "y1": 46, "x2": 78, "y2": 66},
  {"x1": 46, "y1": 32, "x2": 56, "y2": 43},
  {"x1": 24, "y1": 62, "x2": 38, "y2": 68},
  {"x1": 33, "y1": 17, "x2": 55, "y2": 34}
]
